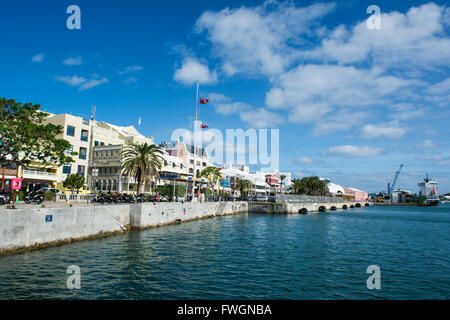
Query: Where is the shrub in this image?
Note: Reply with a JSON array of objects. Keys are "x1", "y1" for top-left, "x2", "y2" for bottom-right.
[
  {"x1": 44, "y1": 191, "x2": 56, "y2": 201},
  {"x1": 201, "y1": 188, "x2": 211, "y2": 198}
]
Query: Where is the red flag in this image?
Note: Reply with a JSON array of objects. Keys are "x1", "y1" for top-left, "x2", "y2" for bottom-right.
[
  {"x1": 201, "y1": 124, "x2": 208, "y2": 128},
  {"x1": 200, "y1": 97, "x2": 209, "y2": 104}
]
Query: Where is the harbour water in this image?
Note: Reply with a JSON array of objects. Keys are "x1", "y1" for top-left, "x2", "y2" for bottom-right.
[{"x1": 0, "y1": 204, "x2": 449, "y2": 299}]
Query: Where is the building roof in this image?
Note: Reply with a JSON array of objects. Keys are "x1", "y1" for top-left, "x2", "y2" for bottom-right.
[{"x1": 327, "y1": 182, "x2": 345, "y2": 194}]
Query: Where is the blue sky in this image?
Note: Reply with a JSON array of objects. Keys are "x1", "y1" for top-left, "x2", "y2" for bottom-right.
[{"x1": 1, "y1": 0, "x2": 449, "y2": 193}]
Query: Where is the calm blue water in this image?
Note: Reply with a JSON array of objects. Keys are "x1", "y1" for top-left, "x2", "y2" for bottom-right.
[{"x1": 1, "y1": 204, "x2": 449, "y2": 299}]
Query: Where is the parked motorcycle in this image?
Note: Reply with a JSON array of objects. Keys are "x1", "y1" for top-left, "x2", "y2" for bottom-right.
[
  {"x1": 91, "y1": 192, "x2": 108, "y2": 204},
  {"x1": 24, "y1": 192, "x2": 44, "y2": 204},
  {"x1": 136, "y1": 194, "x2": 147, "y2": 203}
]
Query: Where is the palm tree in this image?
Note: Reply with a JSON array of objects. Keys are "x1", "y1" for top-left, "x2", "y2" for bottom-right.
[
  {"x1": 236, "y1": 179, "x2": 252, "y2": 196},
  {"x1": 120, "y1": 142, "x2": 164, "y2": 194},
  {"x1": 292, "y1": 176, "x2": 328, "y2": 196},
  {"x1": 199, "y1": 166, "x2": 223, "y2": 195}
]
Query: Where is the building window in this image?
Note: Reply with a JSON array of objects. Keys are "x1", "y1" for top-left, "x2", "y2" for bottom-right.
[
  {"x1": 79, "y1": 147, "x2": 87, "y2": 160},
  {"x1": 190, "y1": 159, "x2": 194, "y2": 164},
  {"x1": 100, "y1": 142, "x2": 105, "y2": 146},
  {"x1": 202, "y1": 162, "x2": 206, "y2": 167},
  {"x1": 94, "y1": 140, "x2": 99, "y2": 146},
  {"x1": 62, "y1": 165, "x2": 71, "y2": 174},
  {"x1": 81, "y1": 129, "x2": 89, "y2": 142},
  {"x1": 64, "y1": 145, "x2": 73, "y2": 156},
  {"x1": 189, "y1": 168, "x2": 194, "y2": 174},
  {"x1": 172, "y1": 162, "x2": 176, "y2": 168},
  {"x1": 66, "y1": 125, "x2": 75, "y2": 137},
  {"x1": 77, "y1": 165, "x2": 85, "y2": 177},
  {"x1": 180, "y1": 164, "x2": 183, "y2": 169}
]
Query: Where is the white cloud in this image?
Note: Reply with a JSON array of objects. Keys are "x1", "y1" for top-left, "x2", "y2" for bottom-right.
[
  {"x1": 117, "y1": 65, "x2": 144, "y2": 75},
  {"x1": 294, "y1": 157, "x2": 315, "y2": 165},
  {"x1": 420, "y1": 139, "x2": 436, "y2": 149},
  {"x1": 195, "y1": 1, "x2": 335, "y2": 76},
  {"x1": 123, "y1": 77, "x2": 138, "y2": 85},
  {"x1": 308, "y1": 3, "x2": 450, "y2": 69},
  {"x1": 266, "y1": 64, "x2": 414, "y2": 112},
  {"x1": 388, "y1": 103, "x2": 427, "y2": 120},
  {"x1": 63, "y1": 56, "x2": 82, "y2": 65},
  {"x1": 360, "y1": 120, "x2": 406, "y2": 139},
  {"x1": 79, "y1": 77, "x2": 108, "y2": 91},
  {"x1": 173, "y1": 58, "x2": 217, "y2": 85},
  {"x1": 239, "y1": 108, "x2": 284, "y2": 128},
  {"x1": 417, "y1": 154, "x2": 442, "y2": 161},
  {"x1": 31, "y1": 53, "x2": 45, "y2": 63},
  {"x1": 322, "y1": 145, "x2": 383, "y2": 158},
  {"x1": 312, "y1": 111, "x2": 369, "y2": 137},
  {"x1": 54, "y1": 75, "x2": 108, "y2": 91},
  {"x1": 54, "y1": 75, "x2": 87, "y2": 86},
  {"x1": 215, "y1": 102, "x2": 252, "y2": 115}
]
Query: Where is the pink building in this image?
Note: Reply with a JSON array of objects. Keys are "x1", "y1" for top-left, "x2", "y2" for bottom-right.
[{"x1": 343, "y1": 187, "x2": 368, "y2": 201}]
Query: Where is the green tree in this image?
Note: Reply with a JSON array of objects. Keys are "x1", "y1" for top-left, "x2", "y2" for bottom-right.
[
  {"x1": 63, "y1": 173, "x2": 85, "y2": 194},
  {"x1": 236, "y1": 179, "x2": 252, "y2": 196},
  {"x1": 199, "y1": 166, "x2": 223, "y2": 194},
  {"x1": 292, "y1": 176, "x2": 329, "y2": 196},
  {"x1": 0, "y1": 98, "x2": 74, "y2": 168},
  {"x1": 121, "y1": 142, "x2": 164, "y2": 194}
]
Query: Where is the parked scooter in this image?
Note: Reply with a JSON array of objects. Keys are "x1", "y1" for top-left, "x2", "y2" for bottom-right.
[
  {"x1": 24, "y1": 192, "x2": 44, "y2": 204},
  {"x1": 136, "y1": 194, "x2": 147, "y2": 203},
  {"x1": 91, "y1": 192, "x2": 108, "y2": 204}
]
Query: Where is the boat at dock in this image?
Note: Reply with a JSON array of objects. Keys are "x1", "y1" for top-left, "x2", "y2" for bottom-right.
[{"x1": 418, "y1": 174, "x2": 439, "y2": 206}]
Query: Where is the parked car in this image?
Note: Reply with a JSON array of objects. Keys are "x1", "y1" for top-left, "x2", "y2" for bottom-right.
[{"x1": 35, "y1": 187, "x2": 62, "y2": 195}]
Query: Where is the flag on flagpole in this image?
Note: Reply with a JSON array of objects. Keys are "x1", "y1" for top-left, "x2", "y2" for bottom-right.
[
  {"x1": 201, "y1": 124, "x2": 208, "y2": 128},
  {"x1": 199, "y1": 97, "x2": 209, "y2": 104}
]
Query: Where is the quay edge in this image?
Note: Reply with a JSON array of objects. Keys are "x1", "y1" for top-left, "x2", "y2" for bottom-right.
[{"x1": 0, "y1": 200, "x2": 371, "y2": 255}]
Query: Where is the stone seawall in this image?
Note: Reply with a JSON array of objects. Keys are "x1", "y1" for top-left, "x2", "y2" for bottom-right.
[
  {"x1": 0, "y1": 201, "x2": 248, "y2": 255},
  {"x1": 249, "y1": 201, "x2": 371, "y2": 214}
]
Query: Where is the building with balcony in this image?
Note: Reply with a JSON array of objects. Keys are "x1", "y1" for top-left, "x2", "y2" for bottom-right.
[{"x1": 44, "y1": 113, "x2": 92, "y2": 191}]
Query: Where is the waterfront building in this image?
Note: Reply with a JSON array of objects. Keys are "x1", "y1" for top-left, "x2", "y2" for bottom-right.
[
  {"x1": 326, "y1": 182, "x2": 345, "y2": 195},
  {"x1": 343, "y1": 187, "x2": 369, "y2": 201},
  {"x1": 43, "y1": 113, "x2": 92, "y2": 192},
  {"x1": 0, "y1": 157, "x2": 18, "y2": 192},
  {"x1": 35, "y1": 112, "x2": 154, "y2": 193},
  {"x1": 161, "y1": 140, "x2": 212, "y2": 195}
]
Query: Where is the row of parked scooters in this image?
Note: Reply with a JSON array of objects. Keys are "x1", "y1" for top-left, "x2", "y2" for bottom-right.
[{"x1": 90, "y1": 192, "x2": 180, "y2": 204}]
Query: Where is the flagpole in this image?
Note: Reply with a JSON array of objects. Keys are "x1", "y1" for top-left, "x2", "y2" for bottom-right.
[
  {"x1": 192, "y1": 80, "x2": 199, "y2": 201},
  {"x1": 195, "y1": 80, "x2": 199, "y2": 121}
]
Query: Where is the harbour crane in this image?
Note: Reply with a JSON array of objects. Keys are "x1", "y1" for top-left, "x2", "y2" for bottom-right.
[{"x1": 387, "y1": 164, "x2": 404, "y2": 199}]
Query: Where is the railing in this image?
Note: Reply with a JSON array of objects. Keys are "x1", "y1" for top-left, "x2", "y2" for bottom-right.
[
  {"x1": 276, "y1": 194, "x2": 347, "y2": 203},
  {"x1": 22, "y1": 169, "x2": 58, "y2": 178},
  {"x1": 57, "y1": 194, "x2": 94, "y2": 202}
]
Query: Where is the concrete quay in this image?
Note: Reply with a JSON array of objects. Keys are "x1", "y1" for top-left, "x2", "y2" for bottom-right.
[
  {"x1": 0, "y1": 199, "x2": 371, "y2": 255},
  {"x1": 249, "y1": 200, "x2": 372, "y2": 214},
  {"x1": 0, "y1": 201, "x2": 248, "y2": 255}
]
